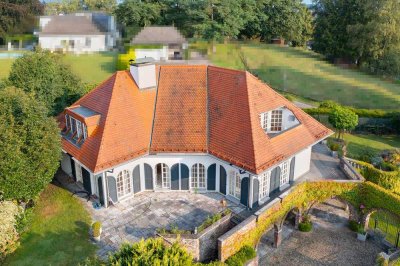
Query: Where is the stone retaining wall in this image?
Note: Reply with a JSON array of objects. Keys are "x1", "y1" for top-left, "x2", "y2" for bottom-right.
[{"x1": 159, "y1": 213, "x2": 233, "y2": 262}]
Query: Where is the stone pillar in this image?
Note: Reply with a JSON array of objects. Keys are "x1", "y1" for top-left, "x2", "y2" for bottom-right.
[
  {"x1": 274, "y1": 227, "x2": 282, "y2": 248},
  {"x1": 295, "y1": 211, "x2": 302, "y2": 230}
]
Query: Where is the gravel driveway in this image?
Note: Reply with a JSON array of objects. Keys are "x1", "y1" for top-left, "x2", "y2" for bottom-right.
[{"x1": 258, "y1": 199, "x2": 383, "y2": 266}]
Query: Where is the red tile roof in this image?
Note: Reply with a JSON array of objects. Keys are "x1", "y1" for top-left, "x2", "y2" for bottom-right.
[{"x1": 60, "y1": 65, "x2": 332, "y2": 174}]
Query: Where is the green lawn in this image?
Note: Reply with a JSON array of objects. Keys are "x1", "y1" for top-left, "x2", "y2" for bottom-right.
[
  {"x1": 343, "y1": 133, "x2": 400, "y2": 159},
  {"x1": 63, "y1": 51, "x2": 117, "y2": 84},
  {"x1": 0, "y1": 51, "x2": 117, "y2": 85},
  {"x1": 209, "y1": 43, "x2": 400, "y2": 110},
  {"x1": 0, "y1": 59, "x2": 14, "y2": 79},
  {"x1": 368, "y1": 210, "x2": 400, "y2": 246},
  {"x1": 5, "y1": 184, "x2": 96, "y2": 266}
]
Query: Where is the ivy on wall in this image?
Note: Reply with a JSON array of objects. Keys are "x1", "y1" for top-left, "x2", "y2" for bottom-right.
[{"x1": 220, "y1": 181, "x2": 400, "y2": 261}]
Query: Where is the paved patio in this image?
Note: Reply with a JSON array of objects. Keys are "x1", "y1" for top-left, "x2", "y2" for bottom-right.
[
  {"x1": 86, "y1": 191, "x2": 244, "y2": 257},
  {"x1": 258, "y1": 199, "x2": 383, "y2": 265},
  {"x1": 301, "y1": 143, "x2": 347, "y2": 181}
]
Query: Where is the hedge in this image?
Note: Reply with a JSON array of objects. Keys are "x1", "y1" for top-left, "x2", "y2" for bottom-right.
[
  {"x1": 304, "y1": 107, "x2": 400, "y2": 119},
  {"x1": 0, "y1": 201, "x2": 22, "y2": 261},
  {"x1": 225, "y1": 246, "x2": 256, "y2": 266},
  {"x1": 352, "y1": 160, "x2": 400, "y2": 195}
]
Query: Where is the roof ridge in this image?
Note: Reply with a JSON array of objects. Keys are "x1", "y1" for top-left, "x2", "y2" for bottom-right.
[
  {"x1": 244, "y1": 72, "x2": 265, "y2": 171},
  {"x1": 208, "y1": 65, "x2": 247, "y2": 74},
  {"x1": 92, "y1": 73, "x2": 120, "y2": 170}
]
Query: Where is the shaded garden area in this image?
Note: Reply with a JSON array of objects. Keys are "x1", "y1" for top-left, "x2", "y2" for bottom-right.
[{"x1": 4, "y1": 184, "x2": 96, "y2": 266}]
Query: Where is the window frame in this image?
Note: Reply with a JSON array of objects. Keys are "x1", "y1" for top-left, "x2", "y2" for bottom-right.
[
  {"x1": 228, "y1": 171, "x2": 241, "y2": 199},
  {"x1": 270, "y1": 109, "x2": 283, "y2": 132},
  {"x1": 191, "y1": 163, "x2": 206, "y2": 189},
  {"x1": 65, "y1": 114, "x2": 88, "y2": 141},
  {"x1": 280, "y1": 160, "x2": 289, "y2": 186},
  {"x1": 259, "y1": 171, "x2": 271, "y2": 200},
  {"x1": 117, "y1": 169, "x2": 132, "y2": 198}
]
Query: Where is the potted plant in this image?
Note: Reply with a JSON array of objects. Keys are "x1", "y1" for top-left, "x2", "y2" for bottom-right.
[
  {"x1": 357, "y1": 226, "x2": 367, "y2": 241},
  {"x1": 330, "y1": 143, "x2": 339, "y2": 158},
  {"x1": 92, "y1": 221, "x2": 102, "y2": 242}
]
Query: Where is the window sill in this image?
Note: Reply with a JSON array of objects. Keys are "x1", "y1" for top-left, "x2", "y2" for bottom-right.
[
  {"x1": 259, "y1": 196, "x2": 270, "y2": 205},
  {"x1": 280, "y1": 183, "x2": 290, "y2": 191}
]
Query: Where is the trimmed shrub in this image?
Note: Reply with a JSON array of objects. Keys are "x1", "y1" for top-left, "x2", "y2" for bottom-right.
[
  {"x1": 109, "y1": 238, "x2": 193, "y2": 266},
  {"x1": 92, "y1": 222, "x2": 101, "y2": 237},
  {"x1": 298, "y1": 221, "x2": 312, "y2": 232},
  {"x1": 348, "y1": 220, "x2": 359, "y2": 232},
  {"x1": 225, "y1": 245, "x2": 256, "y2": 266},
  {"x1": 359, "y1": 162, "x2": 400, "y2": 195}
]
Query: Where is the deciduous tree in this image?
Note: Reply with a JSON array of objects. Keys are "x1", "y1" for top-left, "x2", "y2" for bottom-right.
[
  {"x1": 328, "y1": 106, "x2": 358, "y2": 139},
  {"x1": 8, "y1": 49, "x2": 84, "y2": 115},
  {"x1": 0, "y1": 87, "x2": 61, "y2": 201}
]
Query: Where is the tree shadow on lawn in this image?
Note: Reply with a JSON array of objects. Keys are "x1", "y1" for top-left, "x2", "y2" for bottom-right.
[{"x1": 5, "y1": 222, "x2": 96, "y2": 266}]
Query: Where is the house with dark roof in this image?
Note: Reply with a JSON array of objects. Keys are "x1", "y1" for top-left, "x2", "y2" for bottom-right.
[
  {"x1": 130, "y1": 26, "x2": 188, "y2": 60},
  {"x1": 37, "y1": 12, "x2": 118, "y2": 53},
  {"x1": 59, "y1": 61, "x2": 332, "y2": 209}
]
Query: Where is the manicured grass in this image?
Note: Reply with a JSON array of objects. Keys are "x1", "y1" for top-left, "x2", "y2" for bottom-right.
[
  {"x1": 368, "y1": 210, "x2": 400, "y2": 246},
  {"x1": 0, "y1": 59, "x2": 14, "y2": 79},
  {"x1": 63, "y1": 51, "x2": 117, "y2": 84},
  {"x1": 209, "y1": 43, "x2": 400, "y2": 110},
  {"x1": 0, "y1": 51, "x2": 117, "y2": 85},
  {"x1": 343, "y1": 133, "x2": 400, "y2": 159},
  {"x1": 5, "y1": 184, "x2": 96, "y2": 266}
]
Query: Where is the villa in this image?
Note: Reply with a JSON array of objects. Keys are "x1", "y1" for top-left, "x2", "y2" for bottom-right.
[{"x1": 59, "y1": 61, "x2": 332, "y2": 209}]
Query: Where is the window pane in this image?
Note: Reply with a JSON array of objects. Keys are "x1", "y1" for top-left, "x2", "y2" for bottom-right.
[{"x1": 271, "y1": 110, "x2": 283, "y2": 132}]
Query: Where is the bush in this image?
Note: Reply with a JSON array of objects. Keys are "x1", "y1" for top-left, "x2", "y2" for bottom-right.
[
  {"x1": 360, "y1": 162, "x2": 400, "y2": 194},
  {"x1": 298, "y1": 221, "x2": 313, "y2": 232},
  {"x1": 117, "y1": 47, "x2": 136, "y2": 70},
  {"x1": 0, "y1": 201, "x2": 22, "y2": 261},
  {"x1": 330, "y1": 143, "x2": 340, "y2": 151},
  {"x1": 92, "y1": 221, "x2": 101, "y2": 237},
  {"x1": 225, "y1": 245, "x2": 256, "y2": 266},
  {"x1": 348, "y1": 220, "x2": 360, "y2": 232},
  {"x1": 109, "y1": 238, "x2": 193, "y2": 266}
]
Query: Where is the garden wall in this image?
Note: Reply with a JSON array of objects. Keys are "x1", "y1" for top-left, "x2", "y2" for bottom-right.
[
  {"x1": 159, "y1": 213, "x2": 233, "y2": 262},
  {"x1": 217, "y1": 181, "x2": 400, "y2": 262}
]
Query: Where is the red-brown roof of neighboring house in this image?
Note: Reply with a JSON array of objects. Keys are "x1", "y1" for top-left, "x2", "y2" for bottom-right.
[{"x1": 60, "y1": 65, "x2": 332, "y2": 174}]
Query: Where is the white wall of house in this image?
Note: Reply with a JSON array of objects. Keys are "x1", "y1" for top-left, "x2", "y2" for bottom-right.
[
  {"x1": 135, "y1": 46, "x2": 169, "y2": 61},
  {"x1": 61, "y1": 144, "x2": 313, "y2": 208},
  {"x1": 61, "y1": 153, "x2": 72, "y2": 176},
  {"x1": 293, "y1": 146, "x2": 312, "y2": 179},
  {"x1": 282, "y1": 107, "x2": 300, "y2": 131},
  {"x1": 39, "y1": 34, "x2": 106, "y2": 53}
]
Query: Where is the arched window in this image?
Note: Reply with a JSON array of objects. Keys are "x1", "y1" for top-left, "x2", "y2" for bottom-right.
[
  {"x1": 191, "y1": 163, "x2": 205, "y2": 188},
  {"x1": 156, "y1": 163, "x2": 170, "y2": 189},
  {"x1": 117, "y1": 170, "x2": 131, "y2": 198},
  {"x1": 228, "y1": 171, "x2": 241, "y2": 199}
]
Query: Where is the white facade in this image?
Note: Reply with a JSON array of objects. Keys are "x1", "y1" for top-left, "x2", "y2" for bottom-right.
[
  {"x1": 61, "y1": 144, "x2": 314, "y2": 209},
  {"x1": 39, "y1": 35, "x2": 107, "y2": 53},
  {"x1": 135, "y1": 47, "x2": 169, "y2": 61}
]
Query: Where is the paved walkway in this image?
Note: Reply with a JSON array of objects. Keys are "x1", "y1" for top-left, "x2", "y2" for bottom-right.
[
  {"x1": 302, "y1": 143, "x2": 347, "y2": 181},
  {"x1": 87, "y1": 192, "x2": 244, "y2": 257},
  {"x1": 258, "y1": 199, "x2": 383, "y2": 266}
]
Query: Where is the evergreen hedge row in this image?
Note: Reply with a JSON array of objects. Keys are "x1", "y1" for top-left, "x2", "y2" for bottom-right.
[{"x1": 304, "y1": 107, "x2": 400, "y2": 119}]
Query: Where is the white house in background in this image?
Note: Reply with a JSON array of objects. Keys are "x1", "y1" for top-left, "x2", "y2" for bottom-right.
[
  {"x1": 37, "y1": 12, "x2": 118, "y2": 53},
  {"x1": 59, "y1": 61, "x2": 332, "y2": 209},
  {"x1": 130, "y1": 26, "x2": 188, "y2": 60}
]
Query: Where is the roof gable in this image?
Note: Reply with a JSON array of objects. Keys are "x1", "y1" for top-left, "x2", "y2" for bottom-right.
[{"x1": 131, "y1": 26, "x2": 187, "y2": 44}]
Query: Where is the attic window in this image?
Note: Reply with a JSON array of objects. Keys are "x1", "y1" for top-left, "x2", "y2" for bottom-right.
[
  {"x1": 65, "y1": 114, "x2": 88, "y2": 143},
  {"x1": 260, "y1": 107, "x2": 300, "y2": 134}
]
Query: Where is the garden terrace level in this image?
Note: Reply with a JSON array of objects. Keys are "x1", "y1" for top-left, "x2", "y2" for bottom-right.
[{"x1": 58, "y1": 63, "x2": 332, "y2": 209}]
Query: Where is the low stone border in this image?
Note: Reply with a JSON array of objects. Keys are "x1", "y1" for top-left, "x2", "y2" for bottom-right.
[{"x1": 158, "y1": 213, "x2": 233, "y2": 262}]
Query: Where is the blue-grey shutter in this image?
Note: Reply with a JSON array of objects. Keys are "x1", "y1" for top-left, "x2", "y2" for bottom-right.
[
  {"x1": 270, "y1": 167, "x2": 281, "y2": 193},
  {"x1": 240, "y1": 177, "x2": 249, "y2": 207},
  {"x1": 133, "y1": 165, "x2": 141, "y2": 193},
  {"x1": 171, "y1": 164, "x2": 180, "y2": 190},
  {"x1": 289, "y1": 157, "x2": 296, "y2": 182},
  {"x1": 82, "y1": 167, "x2": 92, "y2": 194},
  {"x1": 252, "y1": 178, "x2": 259, "y2": 208},
  {"x1": 207, "y1": 164, "x2": 216, "y2": 191},
  {"x1": 144, "y1": 163, "x2": 153, "y2": 190},
  {"x1": 219, "y1": 166, "x2": 227, "y2": 195},
  {"x1": 97, "y1": 176, "x2": 104, "y2": 205},
  {"x1": 180, "y1": 164, "x2": 189, "y2": 190},
  {"x1": 107, "y1": 176, "x2": 117, "y2": 203}
]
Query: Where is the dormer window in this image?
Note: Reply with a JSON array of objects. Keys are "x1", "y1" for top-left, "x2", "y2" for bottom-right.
[
  {"x1": 270, "y1": 110, "x2": 283, "y2": 132},
  {"x1": 65, "y1": 114, "x2": 88, "y2": 143},
  {"x1": 260, "y1": 107, "x2": 300, "y2": 134}
]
